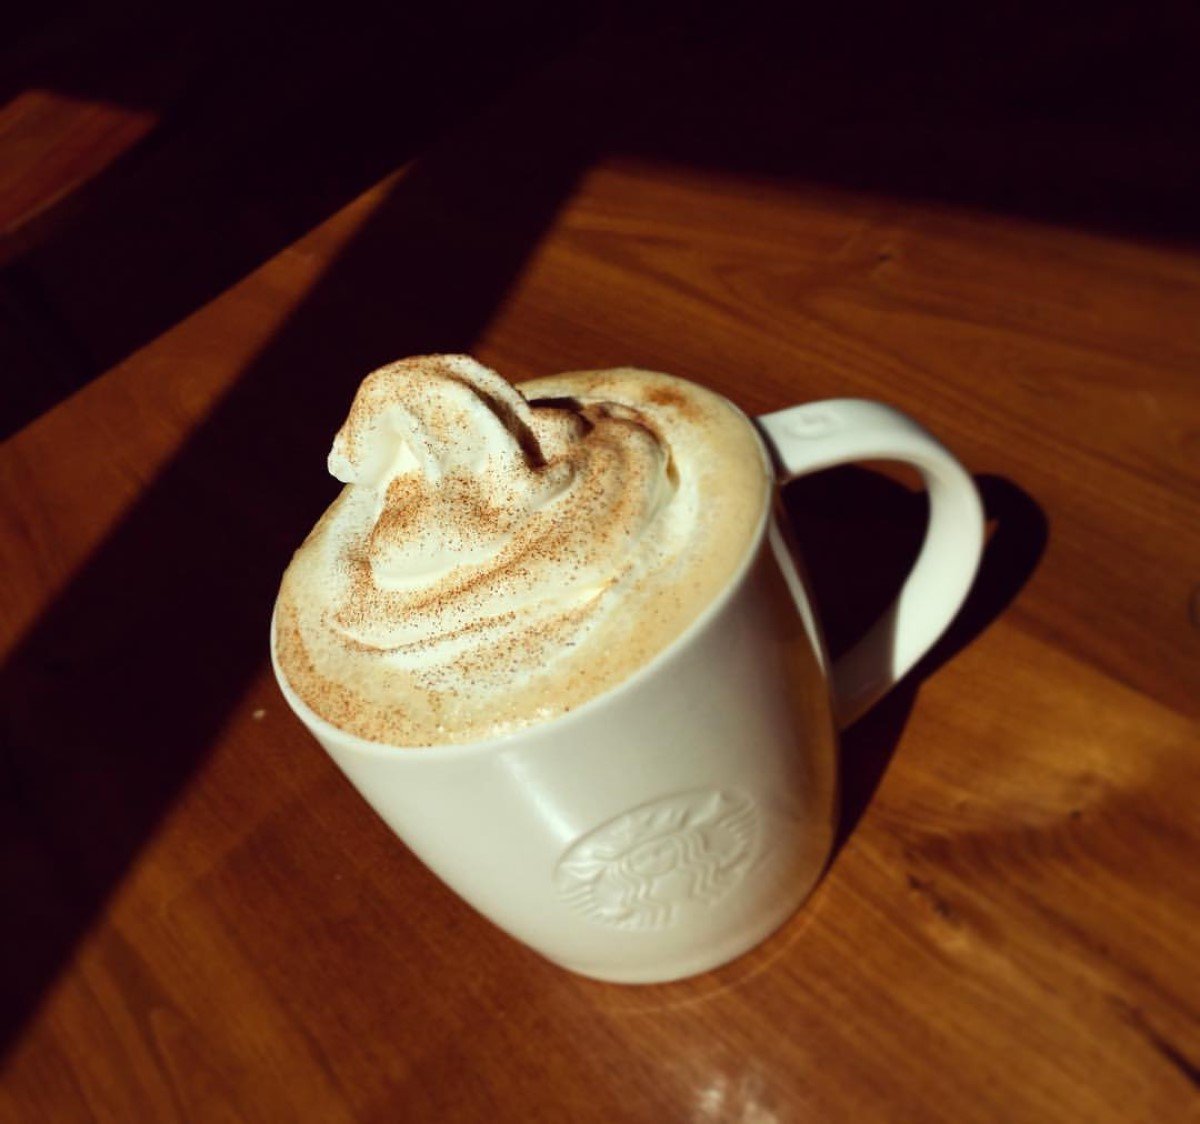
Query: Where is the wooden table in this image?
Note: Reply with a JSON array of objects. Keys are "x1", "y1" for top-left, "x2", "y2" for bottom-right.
[{"x1": 3, "y1": 20, "x2": 1199, "y2": 1122}]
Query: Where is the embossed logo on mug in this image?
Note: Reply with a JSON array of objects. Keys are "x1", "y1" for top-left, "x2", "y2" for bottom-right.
[{"x1": 554, "y1": 790, "x2": 759, "y2": 931}]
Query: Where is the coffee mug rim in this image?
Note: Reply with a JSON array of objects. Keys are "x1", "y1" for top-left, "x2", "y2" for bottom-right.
[{"x1": 270, "y1": 399, "x2": 778, "y2": 761}]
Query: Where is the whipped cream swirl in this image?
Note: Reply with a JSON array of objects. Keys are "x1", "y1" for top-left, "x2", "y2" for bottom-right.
[{"x1": 273, "y1": 356, "x2": 768, "y2": 745}]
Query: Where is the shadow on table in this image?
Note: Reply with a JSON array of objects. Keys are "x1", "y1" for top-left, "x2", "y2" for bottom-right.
[
  {"x1": 0, "y1": 57, "x2": 596, "y2": 1055},
  {"x1": 780, "y1": 469, "x2": 1048, "y2": 853},
  {"x1": 0, "y1": 0, "x2": 593, "y2": 438}
]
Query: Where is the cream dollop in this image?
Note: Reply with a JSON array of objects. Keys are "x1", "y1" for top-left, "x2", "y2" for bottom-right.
[
  {"x1": 318, "y1": 354, "x2": 678, "y2": 658},
  {"x1": 274, "y1": 356, "x2": 768, "y2": 745}
]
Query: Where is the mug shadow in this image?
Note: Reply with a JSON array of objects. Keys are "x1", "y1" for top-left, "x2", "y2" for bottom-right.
[{"x1": 783, "y1": 467, "x2": 1049, "y2": 856}]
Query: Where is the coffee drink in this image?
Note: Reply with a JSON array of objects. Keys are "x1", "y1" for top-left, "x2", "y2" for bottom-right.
[
  {"x1": 270, "y1": 356, "x2": 984, "y2": 982},
  {"x1": 273, "y1": 355, "x2": 769, "y2": 745}
]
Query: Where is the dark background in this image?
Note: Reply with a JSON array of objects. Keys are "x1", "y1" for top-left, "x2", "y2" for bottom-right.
[{"x1": 5, "y1": 0, "x2": 1199, "y2": 436}]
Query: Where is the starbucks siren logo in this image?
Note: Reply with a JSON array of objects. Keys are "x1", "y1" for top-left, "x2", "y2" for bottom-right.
[{"x1": 554, "y1": 790, "x2": 758, "y2": 931}]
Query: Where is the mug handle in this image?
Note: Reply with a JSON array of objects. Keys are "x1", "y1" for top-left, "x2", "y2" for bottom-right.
[{"x1": 755, "y1": 399, "x2": 985, "y2": 730}]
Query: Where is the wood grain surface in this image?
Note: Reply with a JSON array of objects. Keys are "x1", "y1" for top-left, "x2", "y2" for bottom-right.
[{"x1": 3, "y1": 9, "x2": 1199, "y2": 1122}]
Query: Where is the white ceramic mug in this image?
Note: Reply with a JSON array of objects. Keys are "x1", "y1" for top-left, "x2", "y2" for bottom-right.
[{"x1": 271, "y1": 395, "x2": 984, "y2": 984}]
